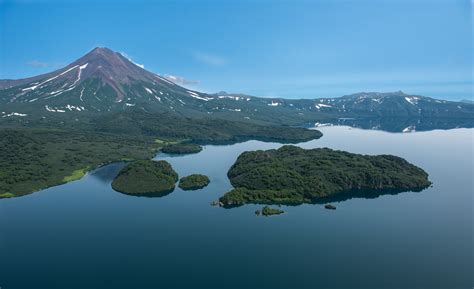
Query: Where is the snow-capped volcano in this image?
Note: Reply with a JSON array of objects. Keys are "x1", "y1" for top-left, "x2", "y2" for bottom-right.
[
  {"x1": 0, "y1": 47, "x2": 214, "y2": 113},
  {"x1": 1, "y1": 48, "x2": 151, "y2": 94},
  {"x1": 0, "y1": 47, "x2": 472, "y2": 123}
]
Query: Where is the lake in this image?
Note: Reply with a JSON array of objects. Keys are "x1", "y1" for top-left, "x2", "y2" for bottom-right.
[{"x1": 0, "y1": 126, "x2": 472, "y2": 289}]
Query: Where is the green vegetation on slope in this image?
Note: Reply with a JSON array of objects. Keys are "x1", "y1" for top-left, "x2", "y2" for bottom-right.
[
  {"x1": 178, "y1": 174, "x2": 210, "y2": 190},
  {"x1": 0, "y1": 129, "x2": 160, "y2": 198},
  {"x1": 162, "y1": 143, "x2": 202, "y2": 154},
  {"x1": 111, "y1": 160, "x2": 178, "y2": 195},
  {"x1": 219, "y1": 145, "x2": 431, "y2": 207},
  {"x1": 92, "y1": 111, "x2": 323, "y2": 144}
]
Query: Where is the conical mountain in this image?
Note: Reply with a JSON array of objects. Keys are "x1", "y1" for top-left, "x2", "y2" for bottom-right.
[
  {"x1": 0, "y1": 47, "x2": 212, "y2": 114},
  {"x1": 0, "y1": 47, "x2": 472, "y2": 123}
]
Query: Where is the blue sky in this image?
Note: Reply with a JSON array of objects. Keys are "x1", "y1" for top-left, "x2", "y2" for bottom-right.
[{"x1": 0, "y1": 0, "x2": 472, "y2": 100}]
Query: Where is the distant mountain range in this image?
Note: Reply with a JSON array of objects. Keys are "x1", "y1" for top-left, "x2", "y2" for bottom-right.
[
  {"x1": 1, "y1": 47, "x2": 473, "y2": 128},
  {"x1": 1, "y1": 47, "x2": 473, "y2": 198}
]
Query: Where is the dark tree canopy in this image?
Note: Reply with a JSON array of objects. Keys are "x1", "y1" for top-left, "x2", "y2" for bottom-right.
[
  {"x1": 112, "y1": 160, "x2": 178, "y2": 195},
  {"x1": 220, "y1": 145, "x2": 431, "y2": 207}
]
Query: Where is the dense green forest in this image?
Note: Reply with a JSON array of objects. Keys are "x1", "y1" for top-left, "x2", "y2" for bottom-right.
[
  {"x1": 0, "y1": 129, "x2": 160, "y2": 198},
  {"x1": 92, "y1": 111, "x2": 322, "y2": 143},
  {"x1": 0, "y1": 110, "x2": 322, "y2": 198},
  {"x1": 111, "y1": 160, "x2": 178, "y2": 195},
  {"x1": 2, "y1": 110, "x2": 322, "y2": 143},
  {"x1": 178, "y1": 174, "x2": 210, "y2": 190},
  {"x1": 162, "y1": 143, "x2": 203, "y2": 154},
  {"x1": 219, "y1": 145, "x2": 431, "y2": 207}
]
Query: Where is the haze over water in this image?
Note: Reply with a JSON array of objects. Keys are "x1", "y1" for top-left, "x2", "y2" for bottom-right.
[{"x1": 0, "y1": 126, "x2": 472, "y2": 289}]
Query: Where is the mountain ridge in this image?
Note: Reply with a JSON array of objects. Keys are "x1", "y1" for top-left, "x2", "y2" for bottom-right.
[{"x1": 1, "y1": 47, "x2": 473, "y2": 126}]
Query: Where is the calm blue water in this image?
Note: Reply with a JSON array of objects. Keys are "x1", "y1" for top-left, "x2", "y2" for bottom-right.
[{"x1": 0, "y1": 126, "x2": 472, "y2": 289}]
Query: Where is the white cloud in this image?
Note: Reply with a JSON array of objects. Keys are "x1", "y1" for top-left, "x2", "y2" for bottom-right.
[
  {"x1": 193, "y1": 51, "x2": 226, "y2": 66},
  {"x1": 26, "y1": 60, "x2": 49, "y2": 68},
  {"x1": 163, "y1": 74, "x2": 199, "y2": 85}
]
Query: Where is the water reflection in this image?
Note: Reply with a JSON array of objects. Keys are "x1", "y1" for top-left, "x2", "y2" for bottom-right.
[
  {"x1": 221, "y1": 186, "x2": 431, "y2": 208},
  {"x1": 1, "y1": 127, "x2": 471, "y2": 289},
  {"x1": 310, "y1": 186, "x2": 431, "y2": 204},
  {"x1": 116, "y1": 188, "x2": 176, "y2": 198},
  {"x1": 312, "y1": 117, "x2": 474, "y2": 132}
]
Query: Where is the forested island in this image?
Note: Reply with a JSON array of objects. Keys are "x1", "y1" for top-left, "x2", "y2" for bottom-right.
[
  {"x1": 219, "y1": 145, "x2": 431, "y2": 207},
  {"x1": 178, "y1": 174, "x2": 210, "y2": 190},
  {"x1": 111, "y1": 160, "x2": 178, "y2": 196}
]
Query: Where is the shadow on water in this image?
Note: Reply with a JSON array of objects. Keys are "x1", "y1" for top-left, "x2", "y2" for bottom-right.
[
  {"x1": 155, "y1": 152, "x2": 199, "y2": 159},
  {"x1": 193, "y1": 133, "x2": 323, "y2": 146},
  {"x1": 89, "y1": 162, "x2": 127, "y2": 183},
  {"x1": 115, "y1": 187, "x2": 176, "y2": 198},
  {"x1": 222, "y1": 186, "x2": 431, "y2": 208}
]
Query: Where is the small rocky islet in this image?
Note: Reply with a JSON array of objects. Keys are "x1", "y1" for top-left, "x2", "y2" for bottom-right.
[
  {"x1": 324, "y1": 204, "x2": 336, "y2": 210},
  {"x1": 255, "y1": 206, "x2": 285, "y2": 216}
]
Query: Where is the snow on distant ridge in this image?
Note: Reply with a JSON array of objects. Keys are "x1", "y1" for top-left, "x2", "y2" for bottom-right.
[
  {"x1": 45, "y1": 105, "x2": 65, "y2": 113},
  {"x1": 315, "y1": 103, "x2": 332, "y2": 109},
  {"x1": 187, "y1": 90, "x2": 212, "y2": 101},
  {"x1": 120, "y1": 52, "x2": 145, "y2": 69},
  {"x1": 71, "y1": 63, "x2": 88, "y2": 87},
  {"x1": 22, "y1": 65, "x2": 80, "y2": 92},
  {"x1": 404, "y1": 96, "x2": 420, "y2": 105},
  {"x1": 145, "y1": 87, "x2": 153, "y2": 94},
  {"x1": 268, "y1": 101, "x2": 281, "y2": 106},
  {"x1": 2, "y1": 112, "x2": 27, "y2": 118}
]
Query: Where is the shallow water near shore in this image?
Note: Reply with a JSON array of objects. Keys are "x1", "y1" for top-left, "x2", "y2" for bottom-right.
[{"x1": 0, "y1": 126, "x2": 472, "y2": 289}]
